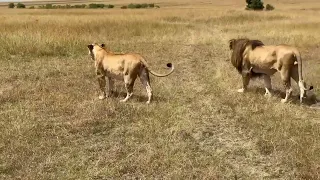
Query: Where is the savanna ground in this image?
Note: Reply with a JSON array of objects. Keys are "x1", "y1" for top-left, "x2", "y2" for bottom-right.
[{"x1": 1, "y1": 0, "x2": 320, "y2": 179}]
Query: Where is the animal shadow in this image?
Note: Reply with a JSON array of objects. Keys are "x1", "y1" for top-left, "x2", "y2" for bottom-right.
[
  {"x1": 253, "y1": 87, "x2": 317, "y2": 106},
  {"x1": 110, "y1": 91, "x2": 167, "y2": 103}
]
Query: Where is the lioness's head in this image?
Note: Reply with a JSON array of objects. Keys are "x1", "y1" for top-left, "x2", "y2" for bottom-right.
[{"x1": 87, "y1": 43, "x2": 105, "y2": 60}]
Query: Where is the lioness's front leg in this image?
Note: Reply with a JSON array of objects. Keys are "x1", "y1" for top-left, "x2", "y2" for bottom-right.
[
  {"x1": 96, "y1": 70, "x2": 106, "y2": 100},
  {"x1": 120, "y1": 75, "x2": 136, "y2": 103},
  {"x1": 107, "y1": 77, "x2": 114, "y2": 97}
]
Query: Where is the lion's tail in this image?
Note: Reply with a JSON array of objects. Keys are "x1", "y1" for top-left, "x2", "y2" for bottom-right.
[{"x1": 140, "y1": 59, "x2": 174, "y2": 77}]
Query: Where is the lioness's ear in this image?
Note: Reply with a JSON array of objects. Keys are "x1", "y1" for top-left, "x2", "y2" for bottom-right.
[
  {"x1": 87, "y1": 44, "x2": 94, "y2": 50},
  {"x1": 229, "y1": 39, "x2": 235, "y2": 50},
  {"x1": 101, "y1": 43, "x2": 105, "y2": 48}
]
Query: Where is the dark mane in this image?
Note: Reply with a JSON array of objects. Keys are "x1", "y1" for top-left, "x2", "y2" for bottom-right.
[{"x1": 229, "y1": 38, "x2": 264, "y2": 74}]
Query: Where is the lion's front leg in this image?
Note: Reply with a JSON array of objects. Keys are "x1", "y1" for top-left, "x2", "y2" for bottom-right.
[
  {"x1": 263, "y1": 75, "x2": 273, "y2": 98},
  {"x1": 238, "y1": 71, "x2": 251, "y2": 93}
]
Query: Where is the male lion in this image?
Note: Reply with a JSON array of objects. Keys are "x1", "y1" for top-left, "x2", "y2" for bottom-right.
[
  {"x1": 229, "y1": 38, "x2": 313, "y2": 103},
  {"x1": 87, "y1": 43, "x2": 174, "y2": 104}
]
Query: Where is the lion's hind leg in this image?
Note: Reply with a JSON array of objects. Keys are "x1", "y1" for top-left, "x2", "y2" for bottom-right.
[
  {"x1": 139, "y1": 68, "x2": 152, "y2": 104},
  {"x1": 290, "y1": 65, "x2": 307, "y2": 103},
  {"x1": 280, "y1": 69, "x2": 292, "y2": 103}
]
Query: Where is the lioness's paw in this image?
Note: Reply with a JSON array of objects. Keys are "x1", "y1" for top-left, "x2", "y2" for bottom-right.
[
  {"x1": 237, "y1": 88, "x2": 245, "y2": 93},
  {"x1": 264, "y1": 93, "x2": 272, "y2": 98},
  {"x1": 98, "y1": 95, "x2": 106, "y2": 100},
  {"x1": 281, "y1": 99, "x2": 288, "y2": 103},
  {"x1": 120, "y1": 99, "x2": 127, "y2": 103}
]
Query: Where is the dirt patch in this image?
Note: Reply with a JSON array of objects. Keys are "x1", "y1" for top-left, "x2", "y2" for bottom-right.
[{"x1": 0, "y1": 83, "x2": 14, "y2": 95}]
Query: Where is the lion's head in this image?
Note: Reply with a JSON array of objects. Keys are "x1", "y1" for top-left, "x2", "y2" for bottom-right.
[{"x1": 228, "y1": 38, "x2": 264, "y2": 74}]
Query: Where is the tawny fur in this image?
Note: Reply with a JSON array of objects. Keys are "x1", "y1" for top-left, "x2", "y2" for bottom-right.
[
  {"x1": 87, "y1": 43, "x2": 174, "y2": 104},
  {"x1": 229, "y1": 38, "x2": 312, "y2": 103}
]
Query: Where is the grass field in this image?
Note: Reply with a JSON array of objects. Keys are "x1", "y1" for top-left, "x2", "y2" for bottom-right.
[{"x1": 1, "y1": 0, "x2": 320, "y2": 179}]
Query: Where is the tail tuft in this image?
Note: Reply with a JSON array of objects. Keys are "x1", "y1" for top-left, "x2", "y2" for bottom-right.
[{"x1": 166, "y1": 63, "x2": 172, "y2": 68}]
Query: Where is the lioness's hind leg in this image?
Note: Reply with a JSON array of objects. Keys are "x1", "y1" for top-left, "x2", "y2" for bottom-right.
[
  {"x1": 120, "y1": 75, "x2": 136, "y2": 103},
  {"x1": 108, "y1": 77, "x2": 114, "y2": 97},
  {"x1": 139, "y1": 69, "x2": 152, "y2": 104},
  {"x1": 263, "y1": 75, "x2": 272, "y2": 97},
  {"x1": 144, "y1": 82, "x2": 152, "y2": 104}
]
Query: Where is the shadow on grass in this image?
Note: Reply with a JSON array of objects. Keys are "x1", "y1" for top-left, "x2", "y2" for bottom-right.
[
  {"x1": 251, "y1": 87, "x2": 318, "y2": 106},
  {"x1": 107, "y1": 91, "x2": 167, "y2": 103}
]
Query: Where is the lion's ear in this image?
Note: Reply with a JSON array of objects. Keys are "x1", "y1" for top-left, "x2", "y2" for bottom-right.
[
  {"x1": 229, "y1": 39, "x2": 235, "y2": 50},
  {"x1": 87, "y1": 44, "x2": 94, "y2": 50},
  {"x1": 101, "y1": 43, "x2": 105, "y2": 48}
]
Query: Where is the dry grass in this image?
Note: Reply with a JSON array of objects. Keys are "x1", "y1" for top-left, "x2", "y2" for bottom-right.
[{"x1": 1, "y1": 1, "x2": 320, "y2": 179}]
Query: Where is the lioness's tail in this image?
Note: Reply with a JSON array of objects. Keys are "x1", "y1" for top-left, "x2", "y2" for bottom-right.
[{"x1": 141, "y1": 59, "x2": 174, "y2": 77}]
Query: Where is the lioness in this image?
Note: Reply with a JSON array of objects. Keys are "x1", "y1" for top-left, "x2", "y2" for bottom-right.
[
  {"x1": 87, "y1": 43, "x2": 174, "y2": 104},
  {"x1": 229, "y1": 38, "x2": 313, "y2": 103}
]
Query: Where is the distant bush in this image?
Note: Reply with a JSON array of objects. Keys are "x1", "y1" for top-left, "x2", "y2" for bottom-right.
[
  {"x1": 16, "y1": 3, "x2": 26, "y2": 8},
  {"x1": 126, "y1": 3, "x2": 159, "y2": 9},
  {"x1": 73, "y1": 4, "x2": 86, "y2": 8},
  {"x1": 265, "y1": 4, "x2": 275, "y2": 11},
  {"x1": 127, "y1": 3, "x2": 136, "y2": 9},
  {"x1": 246, "y1": 0, "x2": 264, "y2": 10},
  {"x1": 29, "y1": 6, "x2": 35, "y2": 9},
  {"x1": 8, "y1": 3, "x2": 15, "y2": 8},
  {"x1": 88, "y1": 3, "x2": 105, "y2": 8},
  {"x1": 34, "y1": 3, "x2": 114, "y2": 9},
  {"x1": 141, "y1": 3, "x2": 148, "y2": 8},
  {"x1": 45, "y1": 3, "x2": 53, "y2": 9},
  {"x1": 121, "y1": 6, "x2": 127, "y2": 9}
]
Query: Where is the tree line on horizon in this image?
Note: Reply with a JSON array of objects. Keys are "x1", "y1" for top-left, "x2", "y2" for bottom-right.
[{"x1": 7, "y1": 3, "x2": 160, "y2": 9}]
